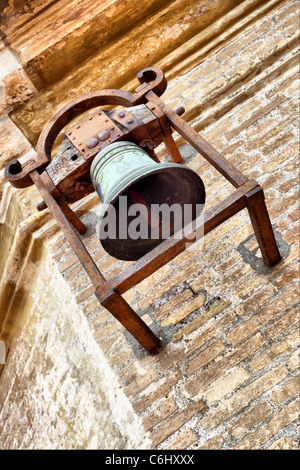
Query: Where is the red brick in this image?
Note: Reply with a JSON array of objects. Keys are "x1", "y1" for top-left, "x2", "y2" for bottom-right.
[
  {"x1": 227, "y1": 285, "x2": 299, "y2": 345},
  {"x1": 235, "y1": 397, "x2": 300, "y2": 449},
  {"x1": 155, "y1": 289, "x2": 194, "y2": 320},
  {"x1": 143, "y1": 397, "x2": 178, "y2": 431},
  {"x1": 149, "y1": 400, "x2": 207, "y2": 447},
  {"x1": 200, "y1": 366, "x2": 288, "y2": 429},
  {"x1": 187, "y1": 340, "x2": 225, "y2": 375},
  {"x1": 265, "y1": 307, "x2": 299, "y2": 339},
  {"x1": 124, "y1": 367, "x2": 159, "y2": 396},
  {"x1": 132, "y1": 372, "x2": 183, "y2": 413},
  {"x1": 183, "y1": 333, "x2": 265, "y2": 398},
  {"x1": 164, "y1": 428, "x2": 198, "y2": 450}
]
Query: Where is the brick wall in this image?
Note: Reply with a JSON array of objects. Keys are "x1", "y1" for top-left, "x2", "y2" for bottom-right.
[{"x1": 0, "y1": 0, "x2": 299, "y2": 450}]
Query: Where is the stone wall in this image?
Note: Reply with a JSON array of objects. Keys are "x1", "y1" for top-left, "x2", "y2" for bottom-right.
[
  {"x1": 0, "y1": 0, "x2": 299, "y2": 450},
  {"x1": 0, "y1": 242, "x2": 150, "y2": 449}
]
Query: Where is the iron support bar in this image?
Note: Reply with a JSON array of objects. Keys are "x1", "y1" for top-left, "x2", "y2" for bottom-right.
[
  {"x1": 104, "y1": 179, "x2": 259, "y2": 295},
  {"x1": 245, "y1": 186, "x2": 281, "y2": 266},
  {"x1": 144, "y1": 90, "x2": 248, "y2": 188},
  {"x1": 96, "y1": 289, "x2": 161, "y2": 353}
]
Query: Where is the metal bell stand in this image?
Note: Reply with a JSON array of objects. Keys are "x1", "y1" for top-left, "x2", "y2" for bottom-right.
[{"x1": 4, "y1": 67, "x2": 281, "y2": 354}]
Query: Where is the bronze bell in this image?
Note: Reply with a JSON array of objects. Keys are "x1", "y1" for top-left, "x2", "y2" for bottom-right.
[{"x1": 90, "y1": 141, "x2": 206, "y2": 260}]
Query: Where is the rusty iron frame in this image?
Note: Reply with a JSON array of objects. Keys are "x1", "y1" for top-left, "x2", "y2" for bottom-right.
[{"x1": 4, "y1": 67, "x2": 282, "y2": 354}]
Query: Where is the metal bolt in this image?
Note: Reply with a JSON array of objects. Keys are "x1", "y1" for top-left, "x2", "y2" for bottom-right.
[
  {"x1": 87, "y1": 137, "x2": 99, "y2": 148},
  {"x1": 76, "y1": 125, "x2": 80, "y2": 129},
  {"x1": 75, "y1": 182, "x2": 87, "y2": 192},
  {"x1": 118, "y1": 112, "x2": 125, "y2": 118},
  {"x1": 68, "y1": 131, "x2": 72, "y2": 135},
  {"x1": 98, "y1": 130, "x2": 110, "y2": 141},
  {"x1": 126, "y1": 118, "x2": 134, "y2": 124},
  {"x1": 175, "y1": 106, "x2": 185, "y2": 116},
  {"x1": 8, "y1": 159, "x2": 22, "y2": 175},
  {"x1": 36, "y1": 201, "x2": 47, "y2": 211},
  {"x1": 89, "y1": 116, "x2": 93, "y2": 120},
  {"x1": 86, "y1": 153, "x2": 90, "y2": 157},
  {"x1": 110, "y1": 126, "x2": 115, "y2": 130}
]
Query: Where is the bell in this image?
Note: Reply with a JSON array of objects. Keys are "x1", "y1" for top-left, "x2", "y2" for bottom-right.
[{"x1": 90, "y1": 141, "x2": 206, "y2": 260}]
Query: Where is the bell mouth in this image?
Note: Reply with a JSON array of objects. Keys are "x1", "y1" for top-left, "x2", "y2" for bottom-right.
[{"x1": 97, "y1": 166, "x2": 206, "y2": 261}]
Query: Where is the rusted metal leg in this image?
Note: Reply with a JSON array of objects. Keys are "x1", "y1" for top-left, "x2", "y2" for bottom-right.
[
  {"x1": 164, "y1": 134, "x2": 183, "y2": 163},
  {"x1": 30, "y1": 170, "x2": 109, "y2": 291},
  {"x1": 144, "y1": 90, "x2": 248, "y2": 188},
  {"x1": 96, "y1": 289, "x2": 161, "y2": 354},
  {"x1": 36, "y1": 173, "x2": 88, "y2": 235},
  {"x1": 30, "y1": 169, "x2": 161, "y2": 354},
  {"x1": 59, "y1": 199, "x2": 88, "y2": 235},
  {"x1": 245, "y1": 186, "x2": 281, "y2": 267},
  {"x1": 146, "y1": 148, "x2": 160, "y2": 163}
]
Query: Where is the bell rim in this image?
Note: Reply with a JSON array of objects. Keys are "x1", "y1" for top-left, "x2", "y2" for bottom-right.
[{"x1": 98, "y1": 163, "x2": 205, "y2": 219}]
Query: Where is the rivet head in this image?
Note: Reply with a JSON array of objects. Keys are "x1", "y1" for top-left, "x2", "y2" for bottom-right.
[
  {"x1": 98, "y1": 130, "x2": 110, "y2": 141},
  {"x1": 118, "y1": 112, "x2": 125, "y2": 118},
  {"x1": 126, "y1": 118, "x2": 134, "y2": 124},
  {"x1": 86, "y1": 137, "x2": 99, "y2": 148}
]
